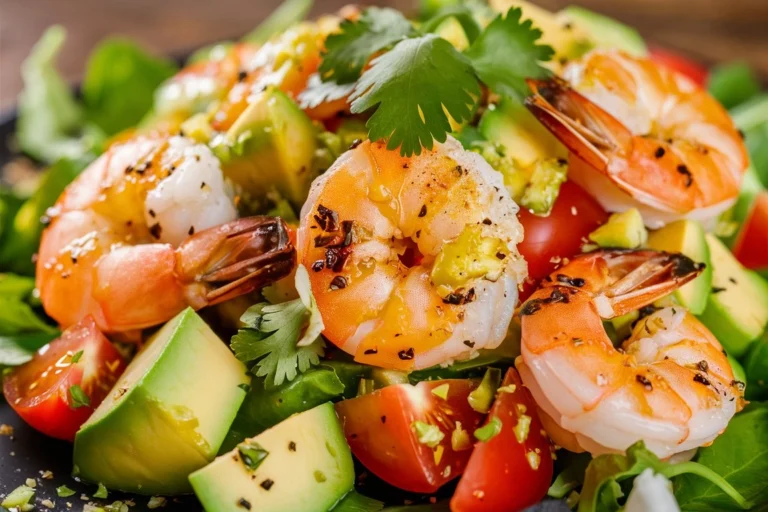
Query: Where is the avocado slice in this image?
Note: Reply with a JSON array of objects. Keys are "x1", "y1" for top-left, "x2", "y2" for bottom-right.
[
  {"x1": 698, "y1": 234, "x2": 768, "y2": 358},
  {"x1": 646, "y1": 220, "x2": 712, "y2": 315},
  {"x1": 561, "y1": 6, "x2": 647, "y2": 57},
  {"x1": 211, "y1": 86, "x2": 318, "y2": 208},
  {"x1": 190, "y1": 402, "x2": 354, "y2": 512},
  {"x1": 73, "y1": 308, "x2": 249, "y2": 494},
  {"x1": 588, "y1": 208, "x2": 648, "y2": 249}
]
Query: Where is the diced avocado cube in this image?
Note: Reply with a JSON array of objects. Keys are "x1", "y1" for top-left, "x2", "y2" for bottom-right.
[
  {"x1": 646, "y1": 220, "x2": 712, "y2": 315},
  {"x1": 561, "y1": 6, "x2": 647, "y2": 57},
  {"x1": 699, "y1": 234, "x2": 768, "y2": 358},
  {"x1": 519, "y1": 158, "x2": 568, "y2": 214},
  {"x1": 211, "y1": 86, "x2": 318, "y2": 208},
  {"x1": 73, "y1": 308, "x2": 249, "y2": 495},
  {"x1": 190, "y1": 402, "x2": 354, "y2": 512},
  {"x1": 588, "y1": 208, "x2": 648, "y2": 249}
]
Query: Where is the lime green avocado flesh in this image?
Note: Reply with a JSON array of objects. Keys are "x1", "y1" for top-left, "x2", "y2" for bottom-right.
[
  {"x1": 646, "y1": 220, "x2": 712, "y2": 315},
  {"x1": 190, "y1": 402, "x2": 354, "y2": 512},
  {"x1": 561, "y1": 6, "x2": 647, "y2": 57},
  {"x1": 698, "y1": 234, "x2": 768, "y2": 358},
  {"x1": 73, "y1": 308, "x2": 249, "y2": 495}
]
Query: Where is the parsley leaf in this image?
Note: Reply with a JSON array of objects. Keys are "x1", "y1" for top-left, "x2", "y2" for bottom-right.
[
  {"x1": 231, "y1": 265, "x2": 325, "y2": 387},
  {"x1": 465, "y1": 7, "x2": 554, "y2": 101},
  {"x1": 69, "y1": 384, "x2": 91, "y2": 409},
  {"x1": 350, "y1": 34, "x2": 480, "y2": 156},
  {"x1": 319, "y1": 7, "x2": 415, "y2": 84}
]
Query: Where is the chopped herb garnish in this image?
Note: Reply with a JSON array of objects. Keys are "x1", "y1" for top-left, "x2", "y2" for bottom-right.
[
  {"x1": 1, "y1": 485, "x2": 35, "y2": 509},
  {"x1": 412, "y1": 420, "x2": 445, "y2": 448},
  {"x1": 71, "y1": 349, "x2": 84, "y2": 363},
  {"x1": 237, "y1": 440, "x2": 269, "y2": 471},
  {"x1": 57, "y1": 485, "x2": 76, "y2": 498},
  {"x1": 69, "y1": 384, "x2": 91, "y2": 409},
  {"x1": 94, "y1": 482, "x2": 109, "y2": 499},
  {"x1": 431, "y1": 383, "x2": 450, "y2": 400},
  {"x1": 474, "y1": 416, "x2": 503, "y2": 442},
  {"x1": 468, "y1": 367, "x2": 502, "y2": 413}
]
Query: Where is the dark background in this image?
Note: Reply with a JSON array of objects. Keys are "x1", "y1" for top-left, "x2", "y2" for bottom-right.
[{"x1": 2, "y1": 0, "x2": 768, "y2": 111}]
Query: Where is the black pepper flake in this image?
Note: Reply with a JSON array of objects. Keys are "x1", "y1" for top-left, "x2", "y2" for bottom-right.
[
  {"x1": 697, "y1": 360, "x2": 709, "y2": 373},
  {"x1": 482, "y1": 218, "x2": 492, "y2": 225},
  {"x1": 654, "y1": 147, "x2": 665, "y2": 158},
  {"x1": 70, "y1": 255, "x2": 78, "y2": 264},
  {"x1": 415, "y1": 230, "x2": 421, "y2": 238},
  {"x1": 738, "y1": 129, "x2": 745, "y2": 139},
  {"x1": 676, "y1": 165, "x2": 693, "y2": 187},
  {"x1": 312, "y1": 260, "x2": 325, "y2": 272},
  {"x1": 288, "y1": 441, "x2": 296, "y2": 452},
  {"x1": 520, "y1": 288, "x2": 570, "y2": 316},
  {"x1": 381, "y1": 415, "x2": 387, "y2": 424},
  {"x1": 418, "y1": 205, "x2": 428, "y2": 217},
  {"x1": 237, "y1": 70, "x2": 248, "y2": 82},
  {"x1": 712, "y1": 286, "x2": 727, "y2": 294},
  {"x1": 148, "y1": 209, "x2": 156, "y2": 218},
  {"x1": 317, "y1": 204, "x2": 339, "y2": 232},
  {"x1": 237, "y1": 498, "x2": 252, "y2": 510},
  {"x1": 463, "y1": 340, "x2": 475, "y2": 348},
  {"x1": 200, "y1": 181, "x2": 207, "y2": 189},
  {"x1": 349, "y1": 139, "x2": 363, "y2": 150},
  {"x1": 728, "y1": 277, "x2": 737, "y2": 284},
  {"x1": 556, "y1": 274, "x2": 585, "y2": 287},
  {"x1": 364, "y1": 348, "x2": 378, "y2": 355},
  {"x1": 329, "y1": 276, "x2": 347, "y2": 290},
  {"x1": 149, "y1": 223, "x2": 162, "y2": 240},
  {"x1": 398, "y1": 348, "x2": 415, "y2": 360},
  {"x1": 693, "y1": 373, "x2": 711, "y2": 386},
  {"x1": 495, "y1": 252, "x2": 506, "y2": 260},
  {"x1": 188, "y1": 226, "x2": 195, "y2": 236},
  {"x1": 636, "y1": 374, "x2": 653, "y2": 391},
  {"x1": 731, "y1": 380, "x2": 746, "y2": 391},
  {"x1": 260, "y1": 479, "x2": 275, "y2": 491}
]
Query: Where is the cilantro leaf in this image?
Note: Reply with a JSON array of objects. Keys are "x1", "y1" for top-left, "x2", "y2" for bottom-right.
[
  {"x1": 319, "y1": 7, "x2": 415, "y2": 84},
  {"x1": 465, "y1": 7, "x2": 554, "y2": 101},
  {"x1": 351, "y1": 34, "x2": 480, "y2": 156},
  {"x1": 297, "y1": 73, "x2": 355, "y2": 110},
  {"x1": 69, "y1": 384, "x2": 91, "y2": 409},
  {"x1": 231, "y1": 265, "x2": 325, "y2": 387}
]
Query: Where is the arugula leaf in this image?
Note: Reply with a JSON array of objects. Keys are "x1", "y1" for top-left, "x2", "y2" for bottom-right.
[
  {"x1": 0, "y1": 331, "x2": 59, "y2": 366},
  {"x1": 579, "y1": 441, "x2": 750, "y2": 512},
  {"x1": 231, "y1": 265, "x2": 325, "y2": 386},
  {"x1": 82, "y1": 39, "x2": 177, "y2": 136},
  {"x1": 320, "y1": 8, "x2": 414, "y2": 84},
  {"x1": 16, "y1": 26, "x2": 91, "y2": 163},
  {"x1": 243, "y1": 0, "x2": 313, "y2": 44},
  {"x1": 351, "y1": 34, "x2": 480, "y2": 157},
  {"x1": 69, "y1": 384, "x2": 91, "y2": 409},
  {"x1": 332, "y1": 491, "x2": 384, "y2": 512},
  {"x1": 465, "y1": 7, "x2": 553, "y2": 101},
  {"x1": 674, "y1": 402, "x2": 768, "y2": 510}
]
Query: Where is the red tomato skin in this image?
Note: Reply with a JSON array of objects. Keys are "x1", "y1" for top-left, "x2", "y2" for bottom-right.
[
  {"x1": 335, "y1": 380, "x2": 484, "y2": 493},
  {"x1": 2, "y1": 317, "x2": 126, "y2": 441},
  {"x1": 733, "y1": 191, "x2": 768, "y2": 271},
  {"x1": 517, "y1": 181, "x2": 607, "y2": 300},
  {"x1": 451, "y1": 369, "x2": 554, "y2": 512},
  {"x1": 649, "y1": 48, "x2": 708, "y2": 86}
]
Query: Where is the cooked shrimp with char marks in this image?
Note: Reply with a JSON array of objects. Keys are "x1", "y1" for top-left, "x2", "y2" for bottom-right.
[
  {"x1": 298, "y1": 137, "x2": 526, "y2": 370},
  {"x1": 526, "y1": 50, "x2": 749, "y2": 228},
  {"x1": 518, "y1": 250, "x2": 744, "y2": 458},
  {"x1": 37, "y1": 135, "x2": 295, "y2": 333}
]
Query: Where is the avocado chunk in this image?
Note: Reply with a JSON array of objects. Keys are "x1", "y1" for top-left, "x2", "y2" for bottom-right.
[
  {"x1": 211, "y1": 86, "x2": 318, "y2": 208},
  {"x1": 190, "y1": 402, "x2": 354, "y2": 512},
  {"x1": 588, "y1": 208, "x2": 648, "y2": 249},
  {"x1": 73, "y1": 308, "x2": 249, "y2": 494},
  {"x1": 646, "y1": 220, "x2": 712, "y2": 315},
  {"x1": 561, "y1": 6, "x2": 647, "y2": 57},
  {"x1": 699, "y1": 234, "x2": 768, "y2": 358}
]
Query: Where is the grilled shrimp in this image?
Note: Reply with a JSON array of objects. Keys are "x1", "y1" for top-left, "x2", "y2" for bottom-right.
[
  {"x1": 526, "y1": 51, "x2": 749, "y2": 228},
  {"x1": 518, "y1": 250, "x2": 744, "y2": 458},
  {"x1": 37, "y1": 135, "x2": 295, "y2": 333},
  {"x1": 297, "y1": 137, "x2": 526, "y2": 370}
]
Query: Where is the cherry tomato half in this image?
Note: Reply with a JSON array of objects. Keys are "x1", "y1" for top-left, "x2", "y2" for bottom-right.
[
  {"x1": 517, "y1": 181, "x2": 607, "y2": 300},
  {"x1": 335, "y1": 380, "x2": 485, "y2": 493},
  {"x1": 451, "y1": 369, "x2": 554, "y2": 512},
  {"x1": 2, "y1": 316, "x2": 126, "y2": 441},
  {"x1": 649, "y1": 47, "x2": 709, "y2": 86},
  {"x1": 733, "y1": 190, "x2": 768, "y2": 272}
]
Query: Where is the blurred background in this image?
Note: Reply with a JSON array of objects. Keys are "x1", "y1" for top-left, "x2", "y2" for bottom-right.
[{"x1": 1, "y1": 0, "x2": 767, "y2": 111}]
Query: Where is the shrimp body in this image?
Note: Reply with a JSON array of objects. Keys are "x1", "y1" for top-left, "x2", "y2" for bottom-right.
[
  {"x1": 518, "y1": 250, "x2": 744, "y2": 458},
  {"x1": 37, "y1": 136, "x2": 294, "y2": 333},
  {"x1": 526, "y1": 51, "x2": 748, "y2": 228},
  {"x1": 298, "y1": 137, "x2": 526, "y2": 370}
]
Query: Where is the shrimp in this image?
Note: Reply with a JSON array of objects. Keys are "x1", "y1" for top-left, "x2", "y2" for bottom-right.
[
  {"x1": 297, "y1": 136, "x2": 527, "y2": 370},
  {"x1": 525, "y1": 51, "x2": 749, "y2": 228},
  {"x1": 517, "y1": 250, "x2": 745, "y2": 458},
  {"x1": 37, "y1": 135, "x2": 295, "y2": 333}
]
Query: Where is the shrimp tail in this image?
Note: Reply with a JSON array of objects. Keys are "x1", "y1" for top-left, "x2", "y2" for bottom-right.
[
  {"x1": 525, "y1": 78, "x2": 632, "y2": 172},
  {"x1": 177, "y1": 216, "x2": 296, "y2": 306}
]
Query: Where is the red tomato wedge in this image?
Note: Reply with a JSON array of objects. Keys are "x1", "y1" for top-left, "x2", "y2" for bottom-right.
[
  {"x1": 517, "y1": 181, "x2": 607, "y2": 300},
  {"x1": 2, "y1": 316, "x2": 126, "y2": 441},
  {"x1": 649, "y1": 48, "x2": 708, "y2": 86},
  {"x1": 451, "y1": 369, "x2": 554, "y2": 512},
  {"x1": 335, "y1": 380, "x2": 485, "y2": 493},
  {"x1": 733, "y1": 190, "x2": 768, "y2": 271}
]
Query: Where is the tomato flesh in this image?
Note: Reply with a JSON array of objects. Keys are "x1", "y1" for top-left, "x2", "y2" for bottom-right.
[
  {"x1": 2, "y1": 316, "x2": 126, "y2": 441},
  {"x1": 733, "y1": 191, "x2": 768, "y2": 272},
  {"x1": 649, "y1": 48, "x2": 708, "y2": 86},
  {"x1": 517, "y1": 181, "x2": 607, "y2": 300},
  {"x1": 335, "y1": 380, "x2": 484, "y2": 493},
  {"x1": 451, "y1": 369, "x2": 554, "y2": 512}
]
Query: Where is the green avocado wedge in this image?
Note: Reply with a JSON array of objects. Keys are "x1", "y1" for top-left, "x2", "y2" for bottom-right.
[
  {"x1": 73, "y1": 308, "x2": 249, "y2": 495},
  {"x1": 561, "y1": 6, "x2": 647, "y2": 57},
  {"x1": 190, "y1": 402, "x2": 354, "y2": 512},
  {"x1": 698, "y1": 234, "x2": 768, "y2": 358}
]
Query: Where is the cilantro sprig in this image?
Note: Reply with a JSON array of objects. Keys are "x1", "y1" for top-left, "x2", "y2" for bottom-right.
[
  {"x1": 231, "y1": 265, "x2": 325, "y2": 387},
  {"x1": 319, "y1": 6, "x2": 554, "y2": 156}
]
